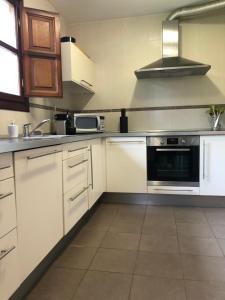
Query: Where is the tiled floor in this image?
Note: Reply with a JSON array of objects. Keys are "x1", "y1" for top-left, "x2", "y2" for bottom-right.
[{"x1": 26, "y1": 204, "x2": 225, "y2": 300}]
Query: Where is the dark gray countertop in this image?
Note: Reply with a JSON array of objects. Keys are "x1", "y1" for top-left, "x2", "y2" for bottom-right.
[{"x1": 0, "y1": 130, "x2": 225, "y2": 154}]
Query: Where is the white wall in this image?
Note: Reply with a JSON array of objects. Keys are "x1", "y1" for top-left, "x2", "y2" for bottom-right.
[{"x1": 68, "y1": 12, "x2": 225, "y2": 131}]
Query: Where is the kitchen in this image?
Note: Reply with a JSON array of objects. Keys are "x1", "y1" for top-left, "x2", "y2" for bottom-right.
[{"x1": 1, "y1": 0, "x2": 225, "y2": 299}]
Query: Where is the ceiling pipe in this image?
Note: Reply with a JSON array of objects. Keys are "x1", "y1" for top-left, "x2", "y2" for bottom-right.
[{"x1": 167, "y1": 0, "x2": 225, "y2": 21}]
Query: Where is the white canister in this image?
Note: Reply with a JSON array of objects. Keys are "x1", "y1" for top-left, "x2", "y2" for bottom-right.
[{"x1": 8, "y1": 121, "x2": 19, "y2": 138}]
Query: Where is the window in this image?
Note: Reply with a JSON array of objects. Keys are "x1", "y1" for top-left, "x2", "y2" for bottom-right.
[{"x1": 0, "y1": 0, "x2": 29, "y2": 111}]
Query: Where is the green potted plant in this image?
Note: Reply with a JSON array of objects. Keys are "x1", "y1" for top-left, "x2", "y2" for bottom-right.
[{"x1": 207, "y1": 105, "x2": 225, "y2": 131}]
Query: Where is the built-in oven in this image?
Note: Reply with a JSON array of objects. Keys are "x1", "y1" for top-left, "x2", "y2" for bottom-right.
[{"x1": 147, "y1": 136, "x2": 200, "y2": 194}]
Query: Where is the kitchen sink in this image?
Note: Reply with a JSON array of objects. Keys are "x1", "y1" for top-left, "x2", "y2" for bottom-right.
[{"x1": 23, "y1": 135, "x2": 68, "y2": 140}]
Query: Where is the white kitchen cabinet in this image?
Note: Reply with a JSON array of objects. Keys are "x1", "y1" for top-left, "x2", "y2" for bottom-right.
[
  {"x1": 106, "y1": 137, "x2": 147, "y2": 193},
  {"x1": 64, "y1": 183, "x2": 89, "y2": 234},
  {"x1": 0, "y1": 178, "x2": 17, "y2": 239},
  {"x1": 0, "y1": 229, "x2": 19, "y2": 300},
  {"x1": 61, "y1": 42, "x2": 95, "y2": 93},
  {"x1": 89, "y1": 139, "x2": 106, "y2": 208},
  {"x1": 200, "y1": 136, "x2": 225, "y2": 196},
  {"x1": 63, "y1": 143, "x2": 89, "y2": 234},
  {"x1": 14, "y1": 146, "x2": 63, "y2": 281},
  {"x1": 0, "y1": 152, "x2": 13, "y2": 181}
]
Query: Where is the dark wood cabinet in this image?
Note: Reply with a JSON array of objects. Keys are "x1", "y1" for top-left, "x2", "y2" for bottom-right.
[{"x1": 21, "y1": 8, "x2": 62, "y2": 97}]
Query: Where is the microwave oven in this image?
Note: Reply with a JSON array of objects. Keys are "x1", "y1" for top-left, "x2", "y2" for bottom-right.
[{"x1": 55, "y1": 113, "x2": 105, "y2": 135}]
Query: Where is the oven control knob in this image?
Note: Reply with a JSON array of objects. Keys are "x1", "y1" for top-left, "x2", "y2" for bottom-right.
[
  {"x1": 160, "y1": 138, "x2": 165, "y2": 145},
  {"x1": 181, "y1": 139, "x2": 186, "y2": 144}
]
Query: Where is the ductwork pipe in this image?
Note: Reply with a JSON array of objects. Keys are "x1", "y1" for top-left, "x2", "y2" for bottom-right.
[{"x1": 167, "y1": 0, "x2": 225, "y2": 21}]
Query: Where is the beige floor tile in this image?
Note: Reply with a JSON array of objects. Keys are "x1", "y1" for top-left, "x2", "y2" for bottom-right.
[
  {"x1": 211, "y1": 224, "x2": 225, "y2": 239},
  {"x1": 217, "y1": 239, "x2": 225, "y2": 256},
  {"x1": 143, "y1": 220, "x2": 177, "y2": 236},
  {"x1": 177, "y1": 222, "x2": 214, "y2": 238},
  {"x1": 182, "y1": 255, "x2": 225, "y2": 281},
  {"x1": 26, "y1": 267, "x2": 85, "y2": 300},
  {"x1": 204, "y1": 208, "x2": 225, "y2": 225},
  {"x1": 72, "y1": 270, "x2": 132, "y2": 300},
  {"x1": 71, "y1": 228, "x2": 106, "y2": 247},
  {"x1": 179, "y1": 236, "x2": 223, "y2": 257},
  {"x1": 174, "y1": 208, "x2": 207, "y2": 224},
  {"x1": 90, "y1": 248, "x2": 137, "y2": 274},
  {"x1": 55, "y1": 246, "x2": 98, "y2": 269},
  {"x1": 101, "y1": 232, "x2": 140, "y2": 250},
  {"x1": 130, "y1": 275, "x2": 186, "y2": 300},
  {"x1": 140, "y1": 234, "x2": 179, "y2": 254},
  {"x1": 185, "y1": 280, "x2": 225, "y2": 300},
  {"x1": 134, "y1": 251, "x2": 183, "y2": 279}
]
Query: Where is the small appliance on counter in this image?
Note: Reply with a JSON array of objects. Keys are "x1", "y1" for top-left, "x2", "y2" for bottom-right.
[
  {"x1": 120, "y1": 108, "x2": 128, "y2": 133},
  {"x1": 55, "y1": 113, "x2": 105, "y2": 135}
]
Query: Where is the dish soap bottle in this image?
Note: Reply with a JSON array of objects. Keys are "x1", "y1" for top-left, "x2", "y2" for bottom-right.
[
  {"x1": 120, "y1": 108, "x2": 128, "y2": 133},
  {"x1": 8, "y1": 121, "x2": 19, "y2": 138}
]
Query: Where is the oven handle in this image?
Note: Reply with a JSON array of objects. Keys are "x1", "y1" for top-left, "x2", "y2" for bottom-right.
[{"x1": 156, "y1": 148, "x2": 191, "y2": 152}]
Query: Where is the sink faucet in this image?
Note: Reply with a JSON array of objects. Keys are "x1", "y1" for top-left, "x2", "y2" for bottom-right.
[{"x1": 23, "y1": 119, "x2": 50, "y2": 137}]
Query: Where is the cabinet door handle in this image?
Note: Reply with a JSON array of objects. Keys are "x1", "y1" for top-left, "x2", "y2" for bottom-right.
[
  {"x1": 89, "y1": 145, "x2": 94, "y2": 189},
  {"x1": 69, "y1": 186, "x2": 89, "y2": 202},
  {"x1": 0, "y1": 165, "x2": 11, "y2": 170},
  {"x1": 0, "y1": 246, "x2": 16, "y2": 261},
  {"x1": 68, "y1": 159, "x2": 88, "y2": 168},
  {"x1": 0, "y1": 192, "x2": 13, "y2": 200},
  {"x1": 203, "y1": 140, "x2": 206, "y2": 180},
  {"x1": 81, "y1": 80, "x2": 93, "y2": 87},
  {"x1": 68, "y1": 146, "x2": 89, "y2": 153},
  {"x1": 27, "y1": 150, "x2": 62, "y2": 160}
]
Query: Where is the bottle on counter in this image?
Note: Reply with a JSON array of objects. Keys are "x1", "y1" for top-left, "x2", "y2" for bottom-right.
[
  {"x1": 120, "y1": 108, "x2": 128, "y2": 133},
  {"x1": 8, "y1": 121, "x2": 19, "y2": 138}
]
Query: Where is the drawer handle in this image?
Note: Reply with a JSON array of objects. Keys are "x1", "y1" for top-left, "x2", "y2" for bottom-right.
[
  {"x1": 0, "y1": 165, "x2": 11, "y2": 170},
  {"x1": 0, "y1": 192, "x2": 13, "y2": 200},
  {"x1": 69, "y1": 186, "x2": 89, "y2": 202},
  {"x1": 68, "y1": 159, "x2": 88, "y2": 168},
  {"x1": 27, "y1": 150, "x2": 62, "y2": 160},
  {"x1": 68, "y1": 146, "x2": 89, "y2": 153},
  {"x1": 153, "y1": 188, "x2": 194, "y2": 192},
  {"x1": 0, "y1": 246, "x2": 16, "y2": 261}
]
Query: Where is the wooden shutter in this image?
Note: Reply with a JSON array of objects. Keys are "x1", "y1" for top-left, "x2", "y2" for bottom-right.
[{"x1": 21, "y1": 8, "x2": 62, "y2": 97}]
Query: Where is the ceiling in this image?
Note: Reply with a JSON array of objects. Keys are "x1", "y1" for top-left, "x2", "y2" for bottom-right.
[{"x1": 49, "y1": 0, "x2": 202, "y2": 23}]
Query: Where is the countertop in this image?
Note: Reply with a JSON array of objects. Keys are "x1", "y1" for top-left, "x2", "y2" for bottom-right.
[{"x1": 0, "y1": 129, "x2": 225, "y2": 154}]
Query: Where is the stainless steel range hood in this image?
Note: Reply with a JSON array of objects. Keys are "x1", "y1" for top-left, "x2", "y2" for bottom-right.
[{"x1": 135, "y1": 0, "x2": 225, "y2": 79}]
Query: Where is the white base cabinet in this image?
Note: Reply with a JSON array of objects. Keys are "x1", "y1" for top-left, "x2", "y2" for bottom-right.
[
  {"x1": 0, "y1": 229, "x2": 19, "y2": 300},
  {"x1": 89, "y1": 139, "x2": 106, "y2": 208},
  {"x1": 14, "y1": 146, "x2": 63, "y2": 281},
  {"x1": 63, "y1": 142, "x2": 89, "y2": 234},
  {"x1": 106, "y1": 137, "x2": 147, "y2": 193},
  {"x1": 200, "y1": 136, "x2": 225, "y2": 196}
]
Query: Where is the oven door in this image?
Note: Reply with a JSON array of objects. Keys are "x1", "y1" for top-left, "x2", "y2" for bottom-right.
[{"x1": 147, "y1": 146, "x2": 199, "y2": 186}]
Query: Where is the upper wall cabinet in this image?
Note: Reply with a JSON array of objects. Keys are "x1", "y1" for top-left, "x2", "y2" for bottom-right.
[
  {"x1": 61, "y1": 41, "x2": 95, "y2": 94},
  {"x1": 21, "y1": 8, "x2": 62, "y2": 97}
]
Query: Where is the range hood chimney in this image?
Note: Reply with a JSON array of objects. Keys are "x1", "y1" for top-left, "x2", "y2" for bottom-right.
[{"x1": 135, "y1": 0, "x2": 225, "y2": 79}]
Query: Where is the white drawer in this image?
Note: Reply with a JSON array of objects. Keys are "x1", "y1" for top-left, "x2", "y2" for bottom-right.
[
  {"x1": 148, "y1": 186, "x2": 200, "y2": 195},
  {"x1": 63, "y1": 154, "x2": 88, "y2": 194},
  {"x1": 0, "y1": 153, "x2": 13, "y2": 181},
  {"x1": 0, "y1": 229, "x2": 20, "y2": 300},
  {"x1": 64, "y1": 183, "x2": 89, "y2": 234},
  {"x1": 0, "y1": 178, "x2": 16, "y2": 238},
  {"x1": 63, "y1": 142, "x2": 89, "y2": 160}
]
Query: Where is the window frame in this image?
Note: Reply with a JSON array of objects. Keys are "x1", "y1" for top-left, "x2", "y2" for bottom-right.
[{"x1": 0, "y1": 0, "x2": 29, "y2": 112}]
